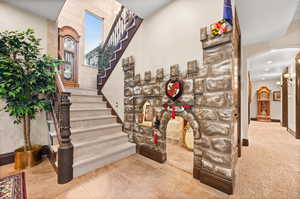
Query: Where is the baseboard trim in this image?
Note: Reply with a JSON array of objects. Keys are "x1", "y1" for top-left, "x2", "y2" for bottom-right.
[
  {"x1": 199, "y1": 168, "x2": 233, "y2": 194},
  {"x1": 0, "y1": 152, "x2": 15, "y2": 166},
  {"x1": 287, "y1": 128, "x2": 296, "y2": 137},
  {"x1": 271, "y1": 119, "x2": 280, "y2": 123},
  {"x1": 100, "y1": 92, "x2": 123, "y2": 126},
  {"x1": 137, "y1": 144, "x2": 166, "y2": 163},
  {"x1": 242, "y1": 139, "x2": 249, "y2": 146},
  {"x1": 0, "y1": 145, "x2": 52, "y2": 167},
  {"x1": 251, "y1": 118, "x2": 280, "y2": 123}
]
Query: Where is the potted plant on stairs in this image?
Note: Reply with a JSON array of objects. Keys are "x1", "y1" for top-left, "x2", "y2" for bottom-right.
[{"x1": 0, "y1": 29, "x2": 62, "y2": 169}]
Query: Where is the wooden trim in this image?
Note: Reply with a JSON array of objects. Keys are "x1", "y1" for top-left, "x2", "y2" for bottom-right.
[
  {"x1": 287, "y1": 128, "x2": 296, "y2": 137},
  {"x1": 58, "y1": 26, "x2": 80, "y2": 88},
  {"x1": 58, "y1": 26, "x2": 80, "y2": 41},
  {"x1": 282, "y1": 67, "x2": 289, "y2": 127},
  {"x1": 242, "y1": 139, "x2": 249, "y2": 146},
  {"x1": 233, "y1": 7, "x2": 242, "y2": 158},
  {"x1": 136, "y1": 144, "x2": 166, "y2": 163},
  {"x1": 251, "y1": 118, "x2": 279, "y2": 122},
  {"x1": 296, "y1": 53, "x2": 300, "y2": 139},
  {"x1": 0, "y1": 152, "x2": 15, "y2": 166},
  {"x1": 199, "y1": 168, "x2": 233, "y2": 195},
  {"x1": 271, "y1": 119, "x2": 280, "y2": 123}
]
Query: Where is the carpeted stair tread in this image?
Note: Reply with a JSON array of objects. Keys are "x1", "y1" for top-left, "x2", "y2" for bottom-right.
[{"x1": 73, "y1": 142, "x2": 136, "y2": 167}]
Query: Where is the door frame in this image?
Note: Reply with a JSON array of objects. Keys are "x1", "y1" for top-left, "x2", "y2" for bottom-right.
[
  {"x1": 296, "y1": 53, "x2": 300, "y2": 139},
  {"x1": 234, "y1": 8, "x2": 242, "y2": 157},
  {"x1": 281, "y1": 67, "x2": 289, "y2": 127}
]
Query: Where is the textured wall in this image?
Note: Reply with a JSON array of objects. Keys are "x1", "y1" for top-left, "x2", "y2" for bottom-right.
[
  {"x1": 0, "y1": 2, "x2": 51, "y2": 154},
  {"x1": 122, "y1": 26, "x2": 238, "y2": 193},
  {"x1": 102, "y1": 0, "x2": 224, "y2": 121}
]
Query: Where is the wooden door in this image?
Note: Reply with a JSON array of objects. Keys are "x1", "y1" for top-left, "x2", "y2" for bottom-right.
[
  {"x1": 282, "y1": 68, "x2": 288, "y2": 127},
  {"x1": 233, "y1": 9, "x2": 242, "y2": 157},
  {"x1": 296, "y1": 53, "x2": 300, "y2": 139}
]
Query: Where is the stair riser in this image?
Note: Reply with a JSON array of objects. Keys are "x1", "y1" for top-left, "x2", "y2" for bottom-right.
[
  {"x1": 74, "y1": 135, "x2": 129, "y2": 158},
  {"x1": 73, "y1": 145, "x2": 136, "y2": 178},
  {"x1": 70, "y1": 109, "x2": 111, "y2": 118},
  {"x1": 71, "y1": 103, "x2": 106, "y2": 109},
  {"x1": 51, "y1": 126, "x2": 123, "y2": 145},
  {"x1": 71, "y1": 96, "x2": 103, "y2": 103},
  {"x1": 71, "y1": 117, "x2": 117, "y2": 129},
  {"x1": 67, "y1": 89, "x2": 97, "y2": 95}
]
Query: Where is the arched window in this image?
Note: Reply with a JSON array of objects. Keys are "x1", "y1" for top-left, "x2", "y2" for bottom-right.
[
  {"x1": 58, "y1": 26, "x2": 80, "y2": 88},
  {"x1": 141, "y1": 100, "x2": 154, "y2": 127}
]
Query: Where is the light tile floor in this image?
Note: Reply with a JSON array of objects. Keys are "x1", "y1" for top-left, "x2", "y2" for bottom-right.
[{"x1": 1, "y1": 121, "x2": 299, "y2": 199}]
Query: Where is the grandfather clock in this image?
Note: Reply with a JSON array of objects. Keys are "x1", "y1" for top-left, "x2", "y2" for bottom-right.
[
  {"x1": 257, "y1": 87, "x2": 271, "y2": 121},
  {"x1": 58, "y1": 26, "x2": 80, "y2": 88}
]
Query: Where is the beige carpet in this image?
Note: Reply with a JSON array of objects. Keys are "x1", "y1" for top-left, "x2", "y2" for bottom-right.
[
  {"x1": 233, "y1": 121, "x2": 300, "y2": 199},
  {"x1": 166, "y1": 142, "x2": 193, "y2": 174},
  {"x1": 0, "y1": 121, "x2": 299, "y2": 198}
]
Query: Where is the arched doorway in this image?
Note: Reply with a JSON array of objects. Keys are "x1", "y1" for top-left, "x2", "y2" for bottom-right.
[
  {"x1": 159, "y1": 110, "x2": 201, "y2": 176},
  {"x1": 166, "y1": 116, "x2": 194, "y2": 173}
]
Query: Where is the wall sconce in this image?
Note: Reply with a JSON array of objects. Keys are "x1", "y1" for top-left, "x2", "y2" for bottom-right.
[
  {"x1": 298, "y1": 59, "x2": 300, "y2": 64},
  {"x1": 284, "y1": 73, "x2": 290, "y2": 79}
]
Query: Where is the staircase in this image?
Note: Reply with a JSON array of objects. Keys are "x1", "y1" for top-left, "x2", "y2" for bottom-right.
[
  {"x1": 48, "y1": 6, "x2": 142, "y2": 183},
  {"x1": 97, "y1": 6, "x2": 143, "y2": 92},
  {"x1": 49, "y1": 87, "x2": 136, "y2": 178}
]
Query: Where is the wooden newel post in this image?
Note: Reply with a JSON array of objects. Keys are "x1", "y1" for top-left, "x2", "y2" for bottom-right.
[
  {"x1": 57, "y1": 92, "x2": 73, "y2": 184},
  {"x1": 97, "y1": 70, "x2": 102, "y2": 95}
]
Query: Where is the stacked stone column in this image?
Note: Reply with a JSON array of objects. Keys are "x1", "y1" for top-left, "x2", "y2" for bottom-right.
[{"x1": 198, "y1": 28, "x2": 237, "y2": 194}]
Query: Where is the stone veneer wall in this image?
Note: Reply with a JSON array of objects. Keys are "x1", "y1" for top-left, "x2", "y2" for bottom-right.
[{"x1": 122, "y1": 29, "x2": 238, "y2": 194}]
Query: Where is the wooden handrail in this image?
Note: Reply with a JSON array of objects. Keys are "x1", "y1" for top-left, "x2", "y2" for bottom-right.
[
  {"x1": 103, "y1": 6, "x2": 124, "y2": 48},
  {"x1": 55, "y1": 68, "x2": 66, "y2": 93},
  {"x1": 49, "y1": 68, "x2": 73, "y2": 184},
  {"x1": 50, "y1": 99, "x2": 62, "y2": 146}
]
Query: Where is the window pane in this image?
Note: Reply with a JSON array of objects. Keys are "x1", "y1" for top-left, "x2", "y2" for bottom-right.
[
  {"x1": 84, "y1": 12, "x2": 103, "y2": 67},
  {"x1": 64, "y1": 51, "x2": 74, "y2": 80}
]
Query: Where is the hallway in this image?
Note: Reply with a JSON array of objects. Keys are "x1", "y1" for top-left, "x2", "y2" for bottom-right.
[
  {"x1": 234, "y1": 121, "x2": 300, "y2": 198},
  {"x1": 0, "y1": 121, "x2": 299, "y2": 199}
]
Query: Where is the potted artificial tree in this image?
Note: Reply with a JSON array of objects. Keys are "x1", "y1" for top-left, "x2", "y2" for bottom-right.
[{"x1": 0, "y1": 29, "x2": 62, "y2": 169}]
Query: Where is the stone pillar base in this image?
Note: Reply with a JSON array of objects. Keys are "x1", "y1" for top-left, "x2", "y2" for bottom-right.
[
  {"x1": 199, "y1": 169, "x2": 233, "y2": 194},
  {"x1": 137, "y1": 144, "x2": 166, "y2": 163}
]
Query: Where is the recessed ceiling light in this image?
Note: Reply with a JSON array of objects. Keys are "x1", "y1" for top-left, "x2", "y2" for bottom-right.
[
  {"x1": 264, "y1": 68, "x2": 270, "y2": 72},
  {"x1": 267, "y1": 60, "x2": 273, "y2": 64}
]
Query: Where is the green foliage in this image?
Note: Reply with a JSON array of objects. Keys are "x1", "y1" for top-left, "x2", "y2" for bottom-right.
[
  {"x1": 0, "y1": 29, "x2": 63, "y2": 124},
  {"x1": 97, "y1": 44, "x2": 115, "y2": 70}
]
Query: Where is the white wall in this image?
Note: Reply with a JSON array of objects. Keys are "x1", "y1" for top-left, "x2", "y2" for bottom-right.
[
  {"x1": 103, "y1": 0, "x2": 224, "y2": 120},
  {"x1": 288, "y1": 59, "x2": 296, "y2": 132},
  {"x1": 0, "y1": 2, "x2": 50, "y2": 154},
  {"x1": 250, "y1": 80, "x2": 281, "y2": 120}
]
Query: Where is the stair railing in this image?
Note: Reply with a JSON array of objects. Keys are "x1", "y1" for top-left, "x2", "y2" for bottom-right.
[
  {"x1": 49, "y1": 68, "x2": 73, "y2": 184},
  {"x1": 97, "y1": 6, "x2": 142, "y2": 93}
]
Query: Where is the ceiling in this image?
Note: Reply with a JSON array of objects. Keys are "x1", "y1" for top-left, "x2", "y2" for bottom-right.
[
  {"x1": 2, "y1": 0, "x2": 66, "y2": 20},
  {"x1": 236, "y1": 0, "x2": 300, "y2": 46},
  {"x1": 294, "y1": 1, "x2": 300, "y2": 21},
  {"x1": 116, "y1": 0, "x2": 174, "y2": 18},
  {"x1": 248, "y1": 48, "x2": 300, "y2": 82}
]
